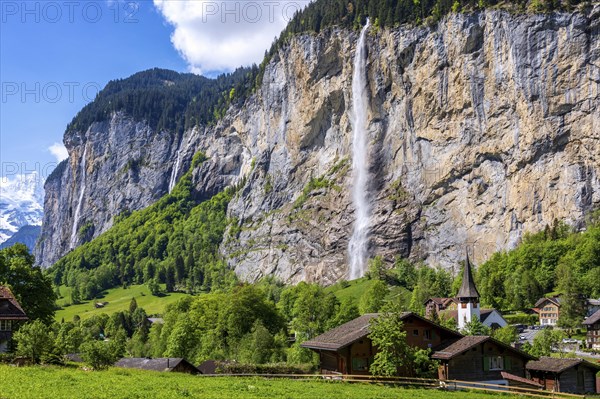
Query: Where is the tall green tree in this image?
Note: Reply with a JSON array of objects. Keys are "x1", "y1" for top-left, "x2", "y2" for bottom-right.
[
  {"x1": 13, "y1": 320, "x2": 54, "y2": 362},
  {"x1": 368, "y1": 303, "x2": 412, "y2": 376},
  {"x1": 0, "y1": 244, "x2": 56, "y2": 324}
]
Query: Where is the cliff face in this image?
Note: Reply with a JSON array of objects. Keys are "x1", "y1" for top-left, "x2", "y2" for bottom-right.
[{"x1": 37, "y1": 9, "x2": 600, "y2": 283}]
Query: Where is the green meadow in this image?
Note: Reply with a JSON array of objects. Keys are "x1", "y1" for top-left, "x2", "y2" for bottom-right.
[
  {"x1": 55, "y1": 284, "x2": 190, "y2": 322},
  {"x1": 0, "y1": 366, "x2": 522, "y2": 399}
]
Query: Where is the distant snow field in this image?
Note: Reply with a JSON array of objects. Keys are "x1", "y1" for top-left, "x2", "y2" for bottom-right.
[{"x1": 0, "y1": 173, "x2": 45, "y2": 244}]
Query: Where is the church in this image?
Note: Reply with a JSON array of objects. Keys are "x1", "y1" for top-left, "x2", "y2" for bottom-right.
[{"x1": 425, "y1": 253, "x2": 507, "y2": 331}]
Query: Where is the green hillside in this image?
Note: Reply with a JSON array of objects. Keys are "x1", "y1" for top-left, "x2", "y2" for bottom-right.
[{"x1": 55, "y1": 284, "x2": 189, "y2": 322}]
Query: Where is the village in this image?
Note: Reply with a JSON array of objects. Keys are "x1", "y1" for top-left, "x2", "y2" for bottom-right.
[{"x1": 2, "y1": 253, "x2": 599, "y2": 396}]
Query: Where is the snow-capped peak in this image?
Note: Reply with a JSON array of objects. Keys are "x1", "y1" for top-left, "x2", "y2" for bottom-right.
[{"x1": 0, "y1": 173, "x2": 45, "y2": 244}]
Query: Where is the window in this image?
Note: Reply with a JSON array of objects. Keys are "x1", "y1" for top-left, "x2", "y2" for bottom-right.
[
  {"x1": 461, "y1": 303, "x2": 467, "y2": 309},
  {"x1": 489, "y1": 356, "x2": 504, "y2": 371},
  {"x1": 352, "y1": 357, "x2": 369, "y2": 371},
  {"x1": 413, "y1": 329, "x2": 419, "y2": 336},
  {"x1": 424, "y1": 329, "x2": 431, "y2": 340},
  {"x1": 0, "y1": 320, "x2": 12, "y2": 331}
]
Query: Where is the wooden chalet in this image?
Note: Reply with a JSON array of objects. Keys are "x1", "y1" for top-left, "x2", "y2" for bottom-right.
[
  {"x1": 424, "y1": 297, "x2": 458, "y2": 318},
  {"x1": 583, "y1": 309, "x2": 600, "y2": 350},
  {"x1": 533, "y1": 297, "x2": 561, "y2": 326},
  {"x1": 432, "y1": 335, "x2": 536, "y2": 385},
  {"x1": 114, "y1": 358, "x2": 200, "y2": 374},
  {"x1": 300, "y1": 312, "x2": 462, "y2": 375},
  {"x1": 526, "y1": 357, "x2": 600, "y2": 394},
  {"x1": 0, "y1": 286, "x2": 28, "y2": 353}
]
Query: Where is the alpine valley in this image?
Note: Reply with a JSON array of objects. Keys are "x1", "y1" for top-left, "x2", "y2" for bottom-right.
[{"x1": 35, "y1": 1, "x2": 599, "y2": 291}]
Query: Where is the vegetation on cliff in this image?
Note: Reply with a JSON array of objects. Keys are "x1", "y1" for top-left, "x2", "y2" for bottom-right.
[{"x1": 48, "y1": 158, "x2": 237, "y2": 301}]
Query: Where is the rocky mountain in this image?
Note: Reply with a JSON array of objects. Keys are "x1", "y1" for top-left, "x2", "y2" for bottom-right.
[
  {"x1": 0, "y1": 225, "x2": 41, "y2": 252},
  {"x1": 0, "y1": 173, "x2": 44, "y2": 245},
  {"x1": 37, "y1": 7, "x2": 600, "y2": 286}
]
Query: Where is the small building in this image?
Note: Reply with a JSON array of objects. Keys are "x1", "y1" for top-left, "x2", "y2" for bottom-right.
[
  {"x1": 114, "y1": 357, "x2": 200, "y2": 374},
  {"x1": 0, "y1": 286, "x2": 28, "y2": 353},
  {"x1": 433, "y1": 252, "x2": 507, "y2": 331},
  {"x1": 526, "y1": 357, "x2": 600, "y2": 394},
  {"x1": 432, "y1": 335, "x2": 536, "y2": 384},
  {"x1": 533, "y1": 297, "x2": 561, "y2": 326},
  {"x1": 424, "y1": 297, "x2": 457, "y2": 319},
  {"x1": 300, "y1": 312, "x2": 462, "y2": 375},
  {"x1": 583, "y1": 309, "x2": 600, "y2": 350},
  {"x1": 586, "y1": 299, "x2": 600, "y2": 317}
]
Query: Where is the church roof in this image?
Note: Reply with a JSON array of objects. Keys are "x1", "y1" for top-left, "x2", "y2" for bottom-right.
[{"x1": 456, "y1": 251, "x2": 480, "y2": 299}]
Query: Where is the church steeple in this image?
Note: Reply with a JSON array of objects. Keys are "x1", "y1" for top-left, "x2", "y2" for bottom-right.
[
  {"x1": 457, "y1": 250, "x2": 480, "y2": 300},
  {"x1": 457, "y1": 249, "x2": 480, "y2": 330}
]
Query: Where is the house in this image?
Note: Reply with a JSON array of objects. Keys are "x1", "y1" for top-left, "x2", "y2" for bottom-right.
[
  {"x1": 526, "y1": 357, "x2": 600, "y2": 394},
  {"x1": 424, "y1": 298, "x2": 457, "y2": 318},
  {"x1": 114, "y1": 357, "x2": 200, "y2": 374},
  {"x1": 583, "y1": 309, "x2": 600, "y2": 350},
  {"x1": 300, "y1": 312, "x2": 462, "y2": 375},
  {"x1": 0, "y1": 286, "x2": 28, "y2": 353},
  {"x1": 533, "y1": 297, "x2": 561, "y2": 326},
  {"x1": 432, "y1": 335, "x2": 536, "y2": 385},
  {"x1": 586, "y1": 299, "x2": 600, "y2": 317},
  {"x1": 431, "y1": 253, "x2": 507, "y2": 330}
]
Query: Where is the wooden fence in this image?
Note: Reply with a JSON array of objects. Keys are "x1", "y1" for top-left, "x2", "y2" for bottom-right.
[{"x1": 197, "y1": 373, "x2": 588, "y2": 399}]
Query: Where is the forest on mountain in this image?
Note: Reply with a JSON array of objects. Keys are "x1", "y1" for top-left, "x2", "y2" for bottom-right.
[{"x1": 66, "y1": 67, "x2": 260, "y2": 136}]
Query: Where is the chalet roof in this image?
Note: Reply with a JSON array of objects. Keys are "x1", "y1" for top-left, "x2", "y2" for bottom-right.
[
  {"x1": 301, "y1": 313, "x2": 379, "y2": 351},
  {"x1": 0, "y1": 286, "x2": 28, "y2": 321},
  {"x1": 526, "y1": 357, "x2": 600, "y2": 374},
  {"x1": 587, "y1": 299, "x2": 600, "y2": 307},
  {"x1": 456, "y1": 252, "x2": 480, "y2": 299},
  {"x1": 583, "y1": 309, "x2": 600, "y2": 325},
  {"x1": 424, "y1": 297, "x2": 456, "y2": 306},
  {"x1": 533, "y1": 297, "x2": 561, "y2": 308},
  {"x1": 114, "y1": 358, "x2": 198, "y2": 373},
  {"x1": 301, "y1": 312, "x2": 462, "y2": 351},
  {"x1": 432, "y1": 335, "x2": 536, "y2": 361},
  {"x1": 500, "y1": 371, "x2": 543, "y2": 388}
]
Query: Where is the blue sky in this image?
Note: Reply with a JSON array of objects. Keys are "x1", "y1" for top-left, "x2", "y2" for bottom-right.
[{"x1": 1, "y1": 1, "x2": 305, "y2": 179}]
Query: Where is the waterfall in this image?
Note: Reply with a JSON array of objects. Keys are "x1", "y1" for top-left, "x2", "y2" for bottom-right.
[
  {"x1": 70, "y1": 144, "x2": 88, "y2": 250},
  {"x1": 168, "y1": 132, "x2": 196, "y2": 193},
  {"x1": 348, "y1": 19, "x2": 371, "y2": 280}
]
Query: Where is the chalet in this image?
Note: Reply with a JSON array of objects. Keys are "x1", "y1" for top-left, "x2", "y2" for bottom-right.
[
  {"x1": 526, "y1": 357, "x2": 600, "y2": 394},
  {"x1": 583, "y1": 309, "x2": 600, "y2": 350},
  {"x1": 533, "y1": 297, "x2": 561, "y2": 326},
  {"x1": 432, "y1": 335, "x2": 536, "y2": 385},
  {"x1": 586, "y1": 299, "x2": 600, "y2": 317},
  {"x1": 300, "y1": 312, "x2": 462, "y2": 375},
  {"x1": 0, "y1": 286, "x2": 28, "y2": 353},
  {"x1": 114, "y1": 357, "x2": 200, "y2": 374},
  {"x1": 432, "y1": 253, "x2": 507, "y2": 330},
  {"x1": 424, "y1": 298, "x2": 457, "y2": 318}
]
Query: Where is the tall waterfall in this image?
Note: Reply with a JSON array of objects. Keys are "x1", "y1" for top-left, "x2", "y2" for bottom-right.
[
  {"x1": 70, "y1": 144, "x2": 88, "y2": 250},
  {"x1": 168, "y1": 132, "x2": 196, "y2": 193},
  {"x1": 348, "y1": 19, "x2": 371, "y2": 280}
]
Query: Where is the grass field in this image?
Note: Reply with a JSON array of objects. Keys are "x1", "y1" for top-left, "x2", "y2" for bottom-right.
[
  {"x1": 326, "y1": 278, "x2": 412, "y2": 305},
  {"x1": 55, "y1": 284, "x2": 190, "y2": 322},
  {"x1": 0, "y1": 366, "x2": 522, "y2": 399}
]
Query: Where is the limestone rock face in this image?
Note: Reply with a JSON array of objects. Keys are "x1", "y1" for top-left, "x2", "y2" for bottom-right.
[{"x1": 37, "y1": 9, "x2": 600, "y2": 285}]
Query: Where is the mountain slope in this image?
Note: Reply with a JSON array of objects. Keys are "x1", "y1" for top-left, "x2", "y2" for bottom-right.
[
  {"x1": 0, "y1": 225, "x2": 41, "y2": 252},
  {"x1": 37, "y1": 5, "x2": 600, "y2": 287}
]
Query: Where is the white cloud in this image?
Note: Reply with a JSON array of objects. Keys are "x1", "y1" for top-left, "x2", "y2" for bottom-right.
[
  {"x1": 48, "y1": 143, "x2": 69, "y2": 162},
  {"x1": 153, "y1": 0, "x2": 310, "y2": 74}
]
